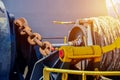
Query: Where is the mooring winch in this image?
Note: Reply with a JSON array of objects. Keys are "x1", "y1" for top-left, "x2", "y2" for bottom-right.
[
  {"x1": 54, "y1": 16, "x2": 120, "y2": 71},
  {"x1": 13, "y1": 16, "x2": 120, "y2": 80}
]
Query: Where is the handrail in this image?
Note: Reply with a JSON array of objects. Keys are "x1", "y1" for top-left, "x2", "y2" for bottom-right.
[{"x1": 43, "y1": 67, "x2": 120, "y2": 80}]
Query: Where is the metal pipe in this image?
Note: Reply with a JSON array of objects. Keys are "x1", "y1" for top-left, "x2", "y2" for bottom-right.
[
  {"x1": 44, "y1": 67, "x2": 120, "y2": 80},
  {"x1": 44, "y1": 67, "x2": 120, "y2": 75},
  {"x1": 52, "y1": 43, "x2": 68, "y2": 47},
  {"x1": 52, "y1": 21, "x2": 75, "y2": 24},
  {"x1": 43, "y1": 37, "x2": 64, "y2": 39}
]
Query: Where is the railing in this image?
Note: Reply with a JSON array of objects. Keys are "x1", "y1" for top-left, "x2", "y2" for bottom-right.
[{"x1": 43, "y1": 67, "x2": 120, "y2": 80}]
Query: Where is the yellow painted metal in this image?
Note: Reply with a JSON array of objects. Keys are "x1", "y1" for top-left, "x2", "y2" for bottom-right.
[
  {"x1": 43, "y1": 68, "x2": 50, "y2": 80},
  {"x1": 102, "y1": 37, "x2": 120, "y2": 53},
  {"x1": 59, "y1": 45, "x2": 101, "y2": 62},
  {"x1": 59, "y1": 37, "x2": 120, "y2": 62},
  {"x1": 64, "y1": 36, "x2": 67, "y2": 44},
  {"x1": 62, "y1": 73, "x2": 68, "y2": 80},
  {"x1": 68, "y1": 55, "x2": 100, "y2": 59},
  {"x1": 82, "y1": 73, "x2": 86, "y2": 80},
  {"x1": 91, "y1": 46, "x2": 101, "y2": 62},
  {"x1": 43, "y1": 67, "x2": 120, "y2": 80},
  {"x1": 52, "y1": 21, "x2": 75, "y2": 24}
]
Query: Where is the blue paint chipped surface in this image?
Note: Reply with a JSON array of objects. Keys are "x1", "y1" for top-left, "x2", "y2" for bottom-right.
[{"x1": 0, "y1": 1, "x2": 11, "y2": 80}]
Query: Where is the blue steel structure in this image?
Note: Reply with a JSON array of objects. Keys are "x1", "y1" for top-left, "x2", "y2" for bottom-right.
[
  {"x1": 0, "y1": 1, "x2": 15, "y2": 80},
  {"x1": 0, "y1": 1, "x2": 43, "y2": 79}
]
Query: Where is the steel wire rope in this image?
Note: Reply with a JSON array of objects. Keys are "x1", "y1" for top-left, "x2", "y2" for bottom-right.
[{"x1": 89, "y1": 16, "x2": 120, "y2": 70}]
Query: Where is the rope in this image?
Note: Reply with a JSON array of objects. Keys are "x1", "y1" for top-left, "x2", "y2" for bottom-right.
[{"x1": 90, "y1": 16, "x2": 120, "y2": 70}]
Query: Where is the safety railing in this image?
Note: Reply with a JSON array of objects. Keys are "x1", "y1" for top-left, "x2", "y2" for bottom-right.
[{"x1": 43, "y1": 67, "x2": 120, "y2": 80}]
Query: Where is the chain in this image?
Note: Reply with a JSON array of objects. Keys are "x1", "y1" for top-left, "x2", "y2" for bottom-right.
[{"x1": 14, "y1": 18, "x2": 53, "y2": 56}]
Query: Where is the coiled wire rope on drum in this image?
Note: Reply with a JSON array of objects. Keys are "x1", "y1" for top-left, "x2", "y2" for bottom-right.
[
  {"x1": 89, "y1": 16, "x2": 120, "y2": 71},
  {"x1": 54, "y1": 16, "x2": 120, "y2": 80},
  {"x1": 68, "y1": 16, "x2": 120, "y2": 71}
]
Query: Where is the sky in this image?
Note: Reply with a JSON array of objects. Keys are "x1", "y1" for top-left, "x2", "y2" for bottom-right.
[{"x1": 3, "y1": 0, "x2": 107, "y2": 43}]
